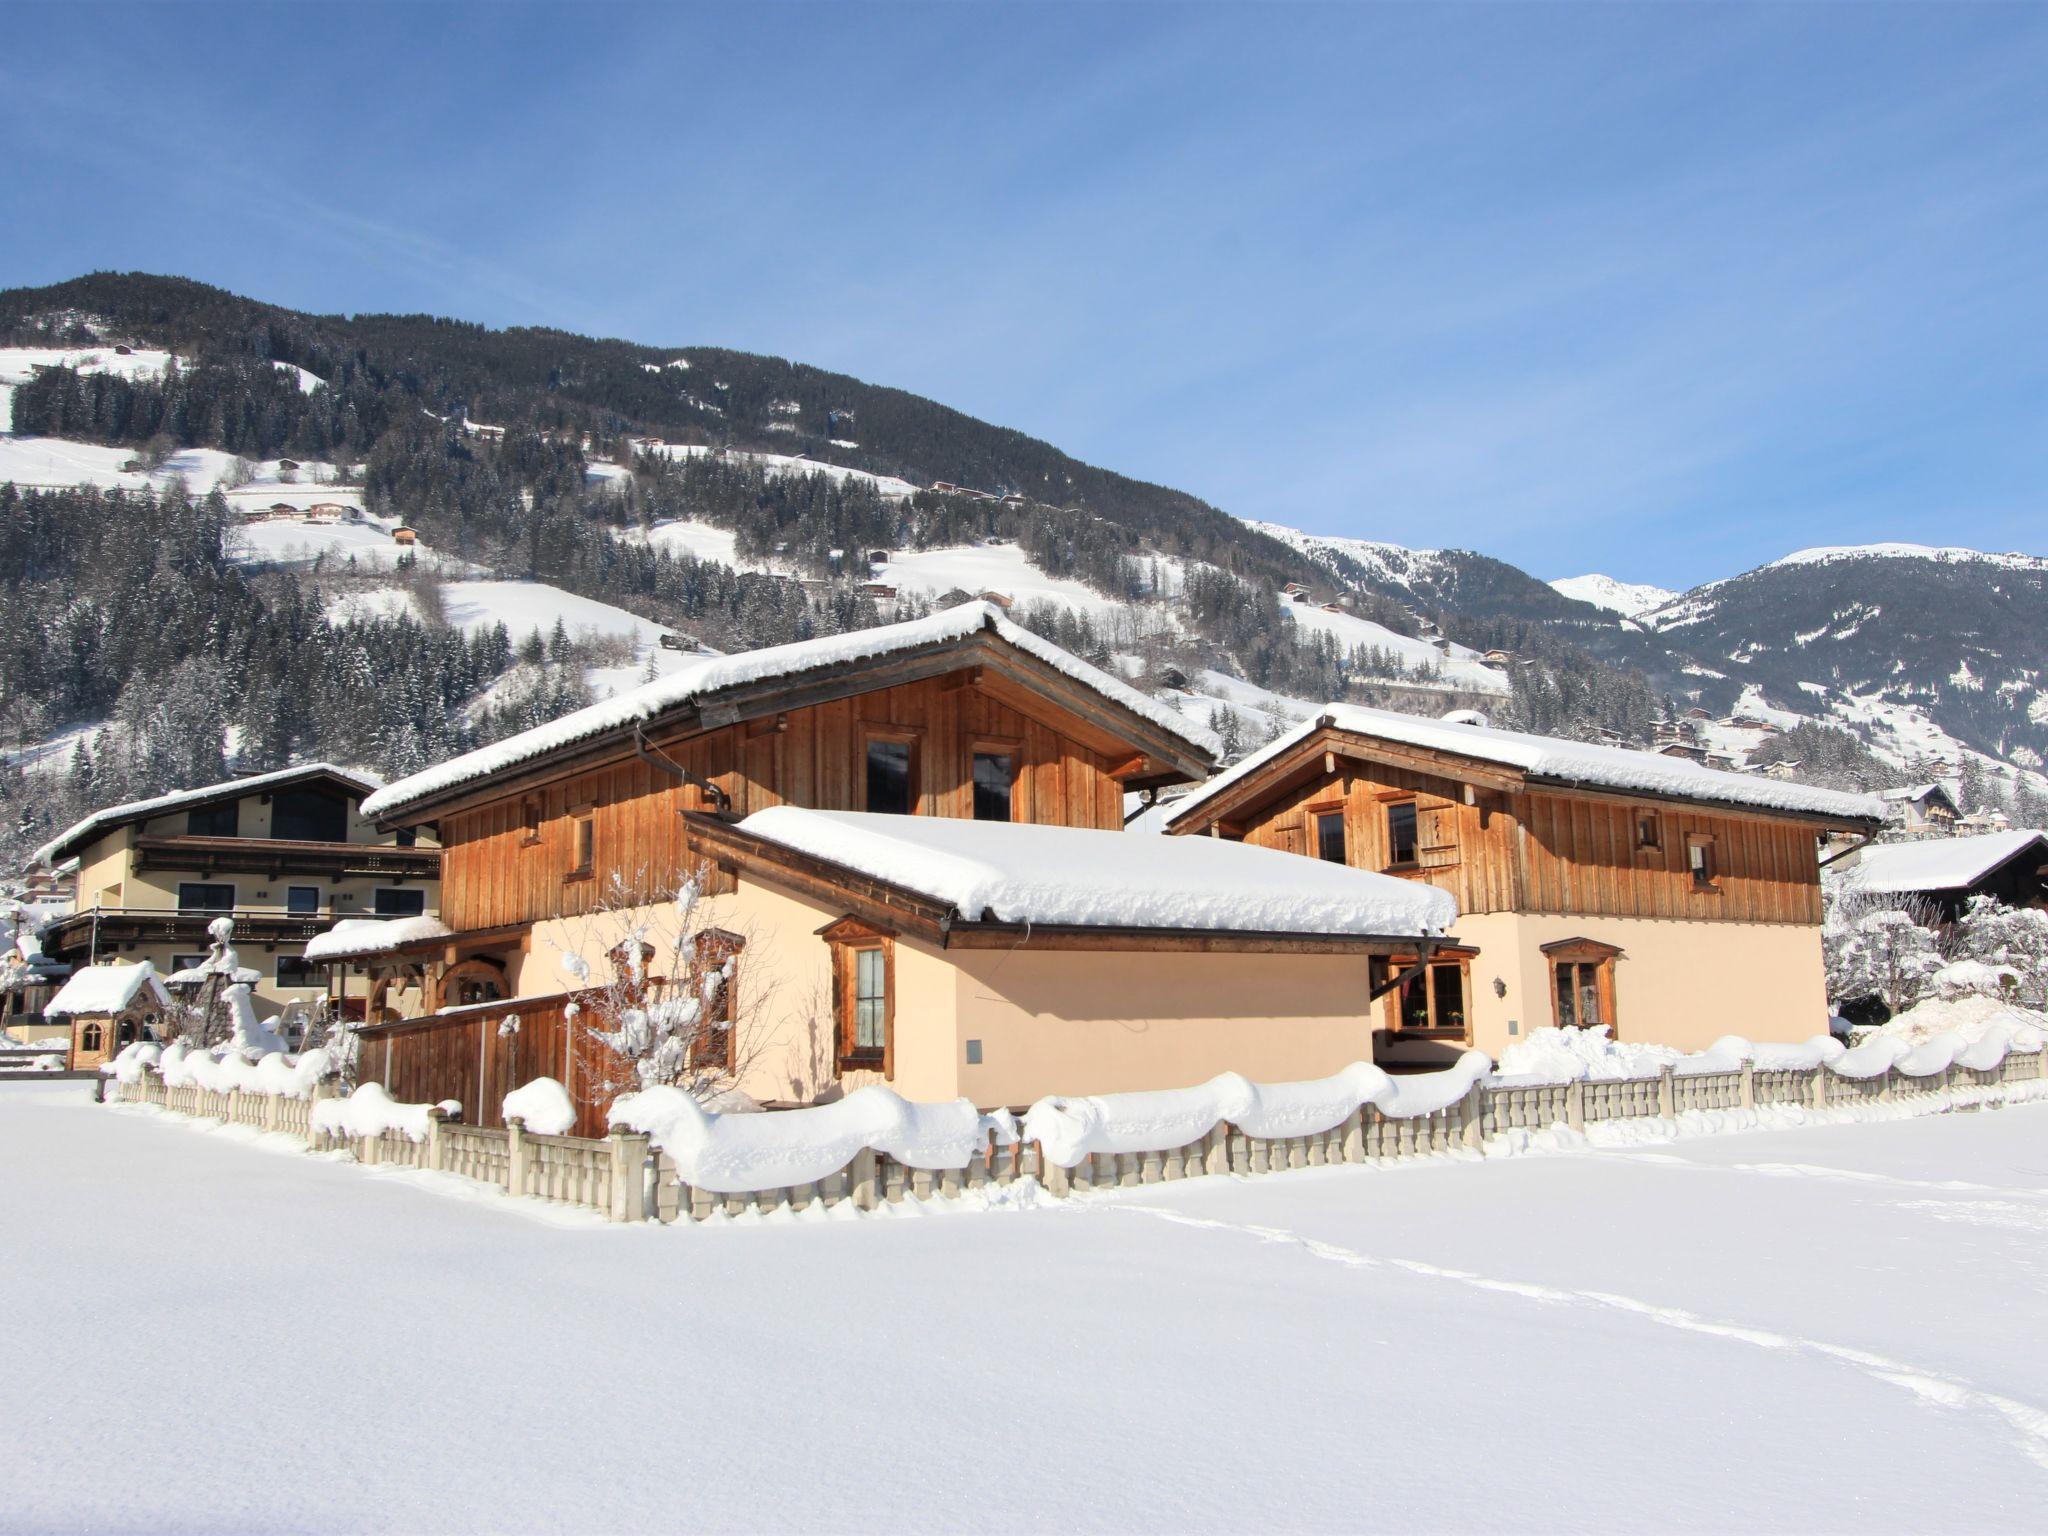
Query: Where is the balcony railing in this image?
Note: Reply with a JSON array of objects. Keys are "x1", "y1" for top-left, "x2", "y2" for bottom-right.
[
  {"x1": 130, "y1": 834, "x2": 440, "y2": 881},
  {"x1": 41, "y1": 906, "x2": 344, "y2": 959}
]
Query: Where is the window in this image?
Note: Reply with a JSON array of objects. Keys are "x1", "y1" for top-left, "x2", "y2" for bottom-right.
[
  {"x1": 1636, "y1": 811, "x2": 1662, "y2": 851},
  {"x1": 271, "y1": 785, "x2": 347, "y2": 843},
  {"x1": 1387, "y1": 955, "x2": 1473, "y2": 1036},
  {"x1": 170, "y1": 953, "x2": 207, "y2": 976},
  {"x1": 177, "y1": 882, "x2": 234, "y2": 913},
  {"x1": 569, "y1": 810, "x2": 595, "y2": 875},
  {"x1": 971, "y1": 751, "x2": 1014, "y2": 822},
  {"x1": 687, "y1": 930, "x2": 744, "y2": 1072},
  {"x1": 395, "y1": 827, "x2": 417, "y2": 848},
  {"x1": 373, "y1": 887, "x2": 426, "y2": 917},
  {"x1": 1688, "y1": 835, "x2": 1717, "y2": 890},
  {"x1": 286, "y1": 886, "x2": 320, "y2": 915},
  {"x1": 823, "y1": 916, "x2": 893, "y2": 1075},
  {"x1": 1314, "y1": 809, "x2": 1347, "y2": 864},
  {"x1": 1543, "y1": 939, "x2": 1623, "y2": 1032},
  {"x1": 1386, "y1": 801, "x2": 1419, "y2": 867},
  {"x1": 854, "y1": 948, "x2": 887, "y2": 1050},
  {"x1": 865, "y1": 736, "x2": 915, "y2": 816},
  {"x1": 80, "y1": 1021, "x2": 104, "y2": 1053},
  {"x1": 276, "y1": 955, "x2": 321, "y2": 988},
  {"x1": 521, "y1": 796, "x2": 542, "y2": 844},
  {"x1": 187, "y1": 801, "x2": 239, "y2": 837}
]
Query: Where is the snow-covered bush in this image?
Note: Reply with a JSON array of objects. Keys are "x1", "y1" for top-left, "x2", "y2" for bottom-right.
[
  {"x1": 551, "y1": 867, "x2": 765, "y2": 1113},
  {"x1": 1950, "y1": 895, "x2": 2048, "y2": 1008},
  {"x1": 1824, "y1": 896, "x2": 1945, "y2": 1017}
]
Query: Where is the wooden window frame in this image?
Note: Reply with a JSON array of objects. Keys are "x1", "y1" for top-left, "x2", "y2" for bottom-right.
[
  {"x1": 1687, "y1": 833, "x2": 1719, "y2": 893},
  {"x1": 687, "y1": 928, "x2": 745, "y2": 1073},
  {"x1": 1308, "y1": 800, "x2": 1348, "y2": 865},
  {"x1": 1635, "y1": 810, "x2": 1663, "y2": 854},
  {"x1": 861, "y1": 728, "x2": 922, "y2": 817},
  {"x1": 520, "y1": 795, "x2": 543, "y2": 848},
  {"x1": 80, "y1": 1020, "x2": 105, "y2": 1054},
  {"x1": 1382, "y1": 796, "x2": 1421, "y2": 872},
  {"x1": 820, "y1": 914, "x2": 895, "y2": 1078},
  {"x1": 1377, "y1": 947, "x2": 1477, "y2": 1041},
  {"x1": 566, "y1": 804, "x2": 596, "y2": 882},
  {"x1": 1541, "y1": 937, "x2": 1623, "y2": 1034},
  {"x1": 969, "y1": 737, "x2": 1021, "y2": 823}
]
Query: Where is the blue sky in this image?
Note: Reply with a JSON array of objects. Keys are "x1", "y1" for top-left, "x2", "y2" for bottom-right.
[{"x1": 4, "y1": 2, "x2": 2046, "y2": 587}]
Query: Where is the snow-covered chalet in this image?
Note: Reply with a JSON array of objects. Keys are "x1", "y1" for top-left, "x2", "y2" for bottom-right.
[
  {"x1": 1163, "y1": 705, "x2": 1885, "y2": 1063},
  {"x1": 321, "y1": 604, "x2": 1456, "y2": 1134}
]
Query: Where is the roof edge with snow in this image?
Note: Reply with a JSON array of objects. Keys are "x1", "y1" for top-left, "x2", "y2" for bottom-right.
[
  {"x1": 362, "y1": 603, "x2": 1219, "y2": 822},
  {"x1": 33, "y1": 762, "x2": 383, "y2": 868},
  {"x1": 1168, "y1": 705, "x2": 1886, "y2": 832}
]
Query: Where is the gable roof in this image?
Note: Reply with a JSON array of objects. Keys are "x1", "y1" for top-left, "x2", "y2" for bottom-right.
[
  {"x1": 1832, "y1": 830, "x2": 2048, "y2": 896},
  {"x1": 33, "y1": 763, "x2": 381, "y2": 867},
  {"x1": 362, "y1": 602, "x2": 1219, "y2": 822},
  {"x1": 735, "y1": 806, "x2": 1456, "y2": 939},
  {"x1": 45, "y1": 960, "x2": 172, "y2": 1017},
  {"x1": 1167, "y1": 703, "x2": 1886, "y2": 831}
]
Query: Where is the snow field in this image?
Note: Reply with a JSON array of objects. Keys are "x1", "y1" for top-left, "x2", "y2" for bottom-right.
[{"x1": 10, "y1": 1079, "x2": 2048, "y2": 1530}]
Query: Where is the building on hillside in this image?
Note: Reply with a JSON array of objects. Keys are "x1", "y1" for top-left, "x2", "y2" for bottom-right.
[
  {"x1": 1956, "y1": 805, "x2": 2013, "y2": 837},
  {"x1": 1878, "y1": 783, "x2": 1959, "y2": 838},
  {"x1": 1830, "y1": 830, "x2": 2048, "y2": 921},
  {"x1": 316, "y1": 603, "x2": 1453, "y2": 1135},
  {"x1": 34, "y1": 765, "x2": 441, "y2": 1017},
  {"x1": 1161, "y1": 704, "x2": 1883, "y2": 1064},
  {"x1": 44, "y1": 960, "x2": 172, "y2": 1070},
  {"x1": 390, "y1": 525, "x2": 418, "y2": 546}
]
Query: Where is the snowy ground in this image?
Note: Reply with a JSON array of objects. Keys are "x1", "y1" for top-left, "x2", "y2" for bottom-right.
[{"x1": 6, "y1": 1080, "x2": 2048, "y2": 1532}]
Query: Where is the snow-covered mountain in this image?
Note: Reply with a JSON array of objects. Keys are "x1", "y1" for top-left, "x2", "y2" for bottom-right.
[{"x1": 1548, "y1": 573, "x2": 1678, "y2": 618}]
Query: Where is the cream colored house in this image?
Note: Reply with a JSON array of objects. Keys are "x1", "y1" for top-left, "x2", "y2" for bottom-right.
[
  {"x1": 315, "y1": 604, "x2": 1455, "y2": 1134},
  {"x1": 1163, "y1": 705, "x2": 1885, "y2": 1063},
  {"x1": 35, "y1": 765, "x2": 441, "y2": 1018}
]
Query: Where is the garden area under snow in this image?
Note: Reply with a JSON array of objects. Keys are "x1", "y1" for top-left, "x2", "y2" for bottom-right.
[{"x1": 6, "y1": 1078, "x2": 2048, "y2": 1531}]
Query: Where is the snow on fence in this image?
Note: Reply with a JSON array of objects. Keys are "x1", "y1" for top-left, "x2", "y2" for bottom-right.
[{"x1": 109, "y1": 1038, "x2": 2048, "y2": 1226}]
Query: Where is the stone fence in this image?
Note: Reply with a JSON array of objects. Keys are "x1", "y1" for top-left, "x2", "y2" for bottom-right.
[{"x1": 112, "y1": 1046, "x2": 2047, "y2": 1226}]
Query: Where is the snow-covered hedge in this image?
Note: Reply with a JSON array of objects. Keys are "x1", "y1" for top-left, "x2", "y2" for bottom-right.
[
  {"x1": 502, "y1": 1076, "x2": 576, "y2": 1136},
  {"x1": 153, "y1": 1041, "x2": 332, "y2": 1097}
]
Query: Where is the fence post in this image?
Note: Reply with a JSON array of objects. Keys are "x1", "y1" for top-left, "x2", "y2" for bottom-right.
[
  {"x1": 1739, "y1": 1059, "x2": 1756, "y2": 1111},
  {"x1": 1879, "y1": 1068, "x2": 1894, "y2": 1102},
  {"x1": 425, "y1": 1105, "x2": 447, "y2": 1173},
  {"x1": 263, "y1": 1092, "x2": 279, "y2": 1134},
  {"x1": 1812, "y1": 1066, "x2": 1827, "y2": 1110},
  {"x1": 1204, "y1": 1123, "x2": 1230, "y2": 1177},
  {"x1": 1461, "y1": 1082, "x2": 1487, "y2": 1150},
  {"x1": 506, "y1": 1116, "x2": 528, "y2": 1197},
  {"x1": 850, "y1": 1146, "x2": 879, "y2": 1210},
  {"x1": 608, "y1": 1125, "x2": 649, "y2": 1222},
  {"x1": 1565, "y1": 1079, "x2": 1585, "y2": 1133},
  {"x1": 1657, "y1": 1065, "x2": 1676, "y2": 1119},
  {"x1": 1039, "y1": 1144, "x2": 1071, "y2": 1198}
]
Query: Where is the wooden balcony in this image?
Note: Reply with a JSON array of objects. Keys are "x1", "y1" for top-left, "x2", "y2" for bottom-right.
[
  {"x1": 130, "y1": 835, "x2": 440, "y2": 882},
  {"x1": 41, "y1": 907, "x2": 340, "y2": 961}
]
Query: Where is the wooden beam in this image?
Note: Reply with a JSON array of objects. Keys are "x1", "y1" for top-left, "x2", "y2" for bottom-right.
[{"x1": 945, "y1": 924, "x2": 1419, "y2": 954}]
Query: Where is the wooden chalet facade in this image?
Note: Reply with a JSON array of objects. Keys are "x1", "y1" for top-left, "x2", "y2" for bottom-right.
[
  {"x1": 1166, "y1": 705, "x2": 1884, "y2": 1062},
  {"x1": 329, "y1": 605, "x2": 1454, "y2": 1135}
]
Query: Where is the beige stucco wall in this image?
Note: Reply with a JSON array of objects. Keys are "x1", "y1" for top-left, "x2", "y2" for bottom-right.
[
  {"x1": 1449, "y1": 911, "x2": 1828, "y2": 1060},
  {"x1": 513, "y1": 872, "x2": 1388, "y2": 1110},
  {"x1": 939, "y1": 946, "x2": 1380, "y2": 1107}
]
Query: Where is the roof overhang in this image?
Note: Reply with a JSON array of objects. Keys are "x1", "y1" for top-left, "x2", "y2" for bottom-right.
[{"x1": 371, "y1": 632, "x2": 1215, "y2": 829}]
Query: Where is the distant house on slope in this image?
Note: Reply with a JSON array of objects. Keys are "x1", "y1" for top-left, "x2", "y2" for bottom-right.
[
  {"x1": 390, "y1": 525, "x2": 418, "y2": 546},
  {"x1": 1831, "y1": 829, "x2": 2048, "y2": 921},
  {"x1": 1877, "y1": 783, "x2": 1959, "y2": 837},
  {"x1": 1164, "y1": 704, "x2": 1881, "y2": 1064}
]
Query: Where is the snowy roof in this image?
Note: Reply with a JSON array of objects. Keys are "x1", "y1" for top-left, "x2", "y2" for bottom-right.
[
  {"x1": 45, "y1": 961, "x2": 172, "y2": 1017},
  {"x1": 304, "y1": 915, "x2": 455, "y2": 962},
  {"x1": 736, "y1": 806, "x2": 1456, "y2": 937},
  {"x1": 1879, "y1": 784, "x2": 1946, "y2": 804},
  {"x1": 363, "y1": 603, "x2": 1218, "y2": 820},
  {"x1": 1833, "y1": 831, "x2": 2048, "y2": 896},
  {"x1": 1169, "y1": 704, "x2": 1885, "y2": 828},
  {"x1": 33, "y1": 763, "x2": 382, "y2": 866}
]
